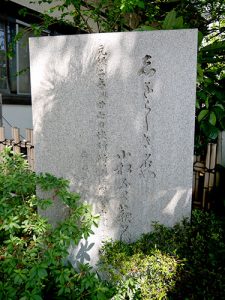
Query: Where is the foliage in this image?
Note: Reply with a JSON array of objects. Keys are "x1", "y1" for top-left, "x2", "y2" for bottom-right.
[
  {"x1": 196, "y1": 38, "x2": 225, "y2": 152},
  {"x1": 0, "y1": 147, "x2": 112, "y2": 300},
  {"x1": 99, "y1": 210, "x2": 225, "y2": 299},
  {"x1": 137, "y1": 210, "x2": 225, "y2": 299},
  {"x1": 1, "y1": 149, "x2": 225, "y2": 299},
  {"x1": 100, "y1": 244, "x2": 181, "y2": 300}
]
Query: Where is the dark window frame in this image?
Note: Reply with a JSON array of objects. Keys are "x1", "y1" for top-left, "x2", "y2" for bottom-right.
[
  {"x1": 1, "y1": 0, "x2": 83, "y2": 105},
  {"x1": 0, "y1": 17, "x2": 30, "y2": 92}
]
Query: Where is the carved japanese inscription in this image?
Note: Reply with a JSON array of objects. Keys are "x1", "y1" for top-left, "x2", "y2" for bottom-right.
[
  {"x1": 139, "y1": 55, "x2": 156, "y2": 179},
  {"x1": 96, "y1": 45, "x2": 109, "y2": 214},
  {"x1": 114, "y1": 150, "x2": 132, "y2": 242}
]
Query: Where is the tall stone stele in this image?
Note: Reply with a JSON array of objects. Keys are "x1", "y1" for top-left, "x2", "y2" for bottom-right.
[{"x1": 29, "y1": 29, "x2": 198, "y2": 266}]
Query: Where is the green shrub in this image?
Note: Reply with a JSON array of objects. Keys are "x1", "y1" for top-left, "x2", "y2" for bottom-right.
[
  {"x1": 99, "y1": 210, "x2": 225, "y2": 299},
  {"x1": 2, "y1": 147, "x2": 225, "y2": 299},
  {"x1": 0, "y1": 147, "x2": 112, "y2": 300},
  {"x1": 99, "y1": 242, "x2": 183, "y2": 299},
  {"x1": 138, "y1": 211, "x2": 225, "y2": 299}
]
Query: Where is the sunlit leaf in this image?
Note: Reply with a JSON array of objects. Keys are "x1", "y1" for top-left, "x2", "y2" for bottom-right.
[{"x1": 198, "y1": 109, "x2": 209, "y2": 122}]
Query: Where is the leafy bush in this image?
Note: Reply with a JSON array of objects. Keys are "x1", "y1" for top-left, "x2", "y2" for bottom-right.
[
  {"x1": 100, "y1": 243, "x2": 182, "y2": 300},
  {"x1": 99, "y1": 210, "x2": 225, "y2": 299},
  {"x1": 1, "y1": 147, "x2": 225, "y2": 299},
  {"x1": 0, "y1": 147, "x2": 112, "y2": 300}
]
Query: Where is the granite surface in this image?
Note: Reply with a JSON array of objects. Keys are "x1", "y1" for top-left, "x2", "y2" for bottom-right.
[{"x1": 29, "y1": 30, "x2": 198, "y2": 266}]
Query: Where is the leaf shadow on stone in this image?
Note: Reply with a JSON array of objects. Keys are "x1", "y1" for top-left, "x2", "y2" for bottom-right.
[{"x1": 76, "y1": 240, "x2": 95, "y2": 263}]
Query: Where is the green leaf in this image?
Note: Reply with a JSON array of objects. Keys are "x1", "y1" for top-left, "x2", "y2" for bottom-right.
[
  {"x1": 200, "y1": 121, "x2": 219, "y2": 140},
  {"x1": 198, "y1": 31, "x2": 204, "y2": 47},
  {"x1": 137, "y1": 1, "x2": 145, "y2": 9},
  {"x1": 196, "y1": 99, "x2": 200, "y2": 109},
  {"x1": 214, "y1": 104, "x2": 224, "y2": 110},
  {"x1": 198, "y1": 109, "x2": 209, "y2": 122},
  {"x1": 174, "y1": 16, "x2": 183, "y2": 29},
  {"x1": 38, "y1": 268, "x2": 48, "y2": 278},
  {"x1": 197, "y1": 90, "x2": 207, "y2": 101},
  {"x1": 205, "y1": 97, "x2": 209, "y2": 109},
  {"x1": 201, "y1": 41, "x2": 225, "y2": 53},
  {"x1": 209, "y1": 112, "x2": 216, "y2": 126},
  {"x1": 18, "y1": 8, "x2": 28, "y2": 17},
  {"x1": 162, "y1": 10, "x2": 177, "y2": 29},
  {"x1": 214, "y1": 106, "x2": 225, "y2": 121},
  {"x1": 197, "y1": 64, "x2": 204, "y2": 82},
  {"x1": 120, "y1": 0, "x2": 144, "y2": 12},
  {"x1": 209, "y1": 127, "x2": 219, "y2": 140}
]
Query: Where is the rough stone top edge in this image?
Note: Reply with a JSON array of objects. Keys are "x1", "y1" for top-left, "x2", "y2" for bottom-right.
[{"x1": 29, "y1": 28, "x2": 198, "y2": 42}]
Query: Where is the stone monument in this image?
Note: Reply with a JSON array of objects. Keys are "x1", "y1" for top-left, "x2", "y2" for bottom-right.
[{"x1": 29, "y1": 30, "x2": 198, "y2": 265}]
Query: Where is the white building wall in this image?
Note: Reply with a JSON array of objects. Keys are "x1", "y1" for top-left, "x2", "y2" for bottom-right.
[
  {"x1": 10, "y1": 0, "x2": 98, "y2": 32},
  {"x1": 10, "y1": 0, "x2": 63, "y2": 15},
  {"x1": 2, "y1": 105, "x2": 33, "y2": 139}
]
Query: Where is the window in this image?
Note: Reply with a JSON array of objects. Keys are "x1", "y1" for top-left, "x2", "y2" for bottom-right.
[
  {"x1": 17, "y1": 24, "x2": 33, "y2": 94},
  {"x1": 0, "y1": 0, "x2": 79, "y2": 105},
  {"x1": 0, "y1": 18, "x2": 33, "y2": 95}
]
